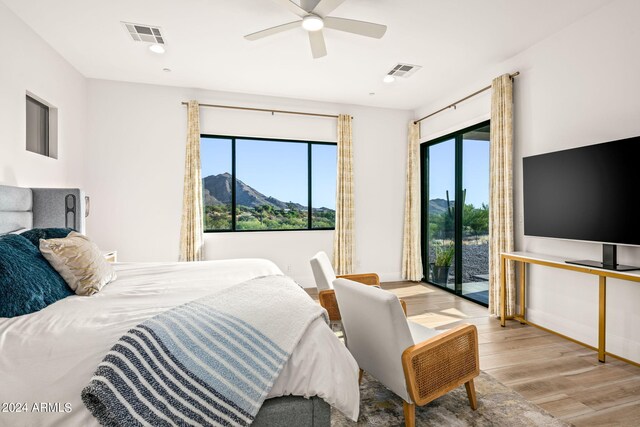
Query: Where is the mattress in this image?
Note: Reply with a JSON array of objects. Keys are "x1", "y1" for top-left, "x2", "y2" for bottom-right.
[{"x1": 0, "y1": 259, "x2": 359, "y2": 426}]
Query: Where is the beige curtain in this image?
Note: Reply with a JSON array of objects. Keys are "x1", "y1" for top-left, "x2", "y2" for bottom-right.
[
  {"x1": 489, "y1": 74, "x2": 516, "y2": 317},
  {"x1": 333, "y1": 114, "x2": 355, "y2": 275},
  {"x1": 402, "y1": 121, "x2": 423, "y2": 281},
  {"x1": 179, "y1": 100, "x2": 204, "y2": 262}
]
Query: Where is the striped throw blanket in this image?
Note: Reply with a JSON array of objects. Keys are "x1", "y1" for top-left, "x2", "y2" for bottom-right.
[{"x1": 81, "y1": 275, "x2": 327, "y2": 426}]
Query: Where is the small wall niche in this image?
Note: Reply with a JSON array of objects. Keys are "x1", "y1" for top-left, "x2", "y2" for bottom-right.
[{"x1": 26, "y1": 91, "x2": 58, "y2": 158}]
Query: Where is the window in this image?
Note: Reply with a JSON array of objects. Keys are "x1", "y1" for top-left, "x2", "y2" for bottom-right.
[
  {"x1": 201, "y1": 135, "x2": 337, "y2": 232},
  {"x1": 26, "y1": 93, "x2": 57, "y2": 158},
  {"x1": 421, "y1": 121, "x2": 490, "y2": 306}
]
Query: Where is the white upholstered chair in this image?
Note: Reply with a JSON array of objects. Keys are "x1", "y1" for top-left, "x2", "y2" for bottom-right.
[
  {"x1": 309, "y1": 251, "x2": 386, "y2": 326},
  {"x1": 333, "y1": 278, "x2": 480, "y2": 427}
]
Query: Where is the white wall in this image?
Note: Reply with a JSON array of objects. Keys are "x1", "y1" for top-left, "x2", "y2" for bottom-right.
[
  {"x1": 85, "y1": 79, "x2": 412, "y2": 286},
  {"x1": 0, "y1": 2, "x2": 87, "y2": 188},
  {"x1": 414, "y1": 0, "x2": 640, "y2": 362},
  {"x1": 6, "y1": 0, "x2": 637, "y2": 362}
]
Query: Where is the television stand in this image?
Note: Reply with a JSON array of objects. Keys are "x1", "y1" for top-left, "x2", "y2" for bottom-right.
[
  {"x1": 499, "y1": 251, "x2": 640, "y2": 365},
  {"x1": 566, "y1": 244, "x2": 640, "y2": 271}
]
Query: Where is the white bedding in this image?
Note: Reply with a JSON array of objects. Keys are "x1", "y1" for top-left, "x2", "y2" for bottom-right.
[{"x1": 0, "y1": 259, "x2": 359, "y2": 426}]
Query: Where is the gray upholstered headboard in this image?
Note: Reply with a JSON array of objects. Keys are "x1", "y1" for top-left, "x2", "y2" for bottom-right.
[{"x1": 0, "y1": 185, "x2": 86, "y2": 234}]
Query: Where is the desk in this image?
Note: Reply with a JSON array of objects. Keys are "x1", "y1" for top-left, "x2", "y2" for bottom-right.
[{"x1": 500, "y1": 251, "x2": 640, "y2": 364}]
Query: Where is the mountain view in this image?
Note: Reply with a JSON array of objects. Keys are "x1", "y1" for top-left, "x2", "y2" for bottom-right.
[
  {"x1": 429, "y1": 198, "x2": 454, "y2": 215},
  {"x1": 203, "y1": 173, "x2": 335, "y2": 230}
]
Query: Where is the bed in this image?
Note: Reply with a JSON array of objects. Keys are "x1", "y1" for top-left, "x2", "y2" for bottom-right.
[{"x1": 0, "y1": 185, "x2": 359, "y2": 426}]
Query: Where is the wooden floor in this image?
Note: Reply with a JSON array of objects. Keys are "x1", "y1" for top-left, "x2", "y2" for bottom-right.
[{"x1": 308, "y1": 281, "x2": 640, "y2": 426}]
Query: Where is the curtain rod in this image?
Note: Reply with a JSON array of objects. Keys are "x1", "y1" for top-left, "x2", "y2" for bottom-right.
[
  {"x1": 180, "y1": 102, "x2": 348, "y2": 119},
  {"x1": 414, "y1": 71, "x2": 520, "y2": 124}
]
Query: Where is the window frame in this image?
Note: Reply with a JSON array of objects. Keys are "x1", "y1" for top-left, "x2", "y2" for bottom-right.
[{"x1": 201, "y1": 134, "x2": 337, "y2": 233}]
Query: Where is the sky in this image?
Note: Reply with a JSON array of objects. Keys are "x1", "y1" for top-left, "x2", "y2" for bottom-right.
[
  {"x1": 428, "y1": 138, "x2": 489, "y2": 208},
  {"x1": 201, "y1": 135, "x2": 487, "y2": 212},
  {"x1": 201, "y1": 137, "x2": 337, "y2": 209}
]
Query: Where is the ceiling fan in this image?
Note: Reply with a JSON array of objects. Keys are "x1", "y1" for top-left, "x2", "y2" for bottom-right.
[{"x1": 244, "y1": 0, "x2": 387, "y2": 59}]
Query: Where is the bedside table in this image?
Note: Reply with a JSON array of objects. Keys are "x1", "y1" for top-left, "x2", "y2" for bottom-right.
[{"x1": 102, "y1": 250, "x2": 118, "y2": 263}]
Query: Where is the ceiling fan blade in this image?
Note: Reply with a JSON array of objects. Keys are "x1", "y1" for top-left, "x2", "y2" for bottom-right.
[
  {"x1": 271, "y1": 0, "x2": 308, "y2": 17},
  {"x1": 323, "y1": 16, "x2": 387, "y2": 38},
  {"x1": 300, "y1": 0, "x2": 321, "y2": 11},
  {"x1": 312, "y1": 0, "x2": 345, "y2": 16},
  {"x1": 308, "y1": 30, "x2": 327, "y2": 58},
  {"x1": 244, "y1": 21, "x2": 301, "y2": 41}
]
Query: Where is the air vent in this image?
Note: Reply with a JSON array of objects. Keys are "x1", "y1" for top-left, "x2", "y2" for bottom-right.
[
  {"x1": 387, "y1": 63, "x2": 421, "y2": 78},
  {"x1": 122, "y1": 22, "x2": 165, "y2": 44}
]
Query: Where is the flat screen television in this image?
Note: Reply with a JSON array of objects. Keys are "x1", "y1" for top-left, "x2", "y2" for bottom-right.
[{"x1": 523, "y1": 135, "x2": 640, "y2": 271}]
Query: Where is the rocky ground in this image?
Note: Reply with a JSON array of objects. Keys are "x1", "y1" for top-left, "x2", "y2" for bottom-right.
[{"x1": 428, "y1": 242, "x2": 489, "y2": 283}]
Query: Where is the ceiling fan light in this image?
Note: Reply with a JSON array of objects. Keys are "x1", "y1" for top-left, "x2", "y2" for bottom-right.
[
  {"x1": 149, "y1": 43, "x2": 165, "y2": 54},
  {"x1": 302, "y1": 15, "x2": 324, "y2": 32}
]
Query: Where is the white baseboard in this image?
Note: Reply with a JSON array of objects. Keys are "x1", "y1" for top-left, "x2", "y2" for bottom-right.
[
  {"x1": 525, "y1": 307, "x2": 640, "y2": 364},
  {"x1": 379, "y1": 272, "x2": 404, "y2": 283},
  {"x1": 526, "y1": 307, "x2": 597, "y2": 346}
]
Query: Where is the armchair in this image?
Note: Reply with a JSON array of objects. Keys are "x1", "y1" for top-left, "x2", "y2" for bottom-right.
[
  {"x1": 333, "y1": 278, "x2": 479, "y2": 427},
  {"x1": 309, "y1": 251, "x2": 381, "y2": 322},
  {"x1": 309, "y1": 252, "x2": 406, "y2": 326}
]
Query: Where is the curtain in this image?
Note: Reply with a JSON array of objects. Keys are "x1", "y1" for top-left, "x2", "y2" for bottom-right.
[
  {"x1": 402, "y1": 121, "x2": 423, "y2": 281},
  {"x1": 489, "y1": 74, "x2": 516, "y2": 317},
  {"x1": 333, "y1": 114, "x2": 355, "y2": 275},
  {"x1": 179, "y1": 100, "x2": 204, "y2": 262}
]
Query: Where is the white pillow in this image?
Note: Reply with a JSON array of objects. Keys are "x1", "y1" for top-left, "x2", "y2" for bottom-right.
[
  {"x1": 39, "y1": 232, "x2": 117, "y2": 296},
  {"x1": 5, "y1": 228, "x2": 27, "y2": 235}
]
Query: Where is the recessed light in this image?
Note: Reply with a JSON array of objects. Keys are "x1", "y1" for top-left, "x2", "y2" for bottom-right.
[
  {"x1": 369, "y1": 92, "x2": 375, "y2": 96},
  {"x1": 383, "y1": 75, "x2": 395, "y2": 83},
  {"x1": 149, "y1": 43, "x2": 165, "y2": 54},
  {"x1": 163, "y1": 68, "x2": 171, "y2": 72},
  {"x1": 302, "y1": 15, "x2": 324, "y2": 32}
]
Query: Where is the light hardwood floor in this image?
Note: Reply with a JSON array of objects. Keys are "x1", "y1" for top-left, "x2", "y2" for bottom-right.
[{"x1": 308, "y1": 281, "x2": 640, "y2": 426}]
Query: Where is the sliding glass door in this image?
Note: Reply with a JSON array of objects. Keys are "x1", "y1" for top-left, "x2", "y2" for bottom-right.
[
  {"x1": 421, "y1": 121, "x2": 490, "y2": 305},
  {"x1": 461, "y1": 126, "x2": 490, "y2": 304},
  {"x1": 424, "y1": 138, "x2": 456, "y2": 290}
]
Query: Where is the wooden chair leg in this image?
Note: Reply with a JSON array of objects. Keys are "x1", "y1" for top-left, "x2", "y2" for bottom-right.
[
  {"x1": 403, "y1": 401, "x2": 415, "y2": 427},
  {"x1": 465, "y1": 379, "x2": 478, "y2": 410},
  {"x1": 358, "y1": 369, "x2": 364, "y2": 385}
]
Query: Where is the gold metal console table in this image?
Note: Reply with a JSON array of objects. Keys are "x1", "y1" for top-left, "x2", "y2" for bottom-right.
[{"x1": 500, "y1": 251, "x2": 640, "y2": 365}]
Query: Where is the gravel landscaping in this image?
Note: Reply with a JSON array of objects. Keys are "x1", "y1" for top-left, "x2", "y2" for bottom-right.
[{"x1": 428, "y1": 242, "x2": 489, "y2": 283}]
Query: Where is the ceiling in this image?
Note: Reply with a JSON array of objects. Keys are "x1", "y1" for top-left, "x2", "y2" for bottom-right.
[{"x1": 3, "y1": 0, "x2": 612, "y2": 110}]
